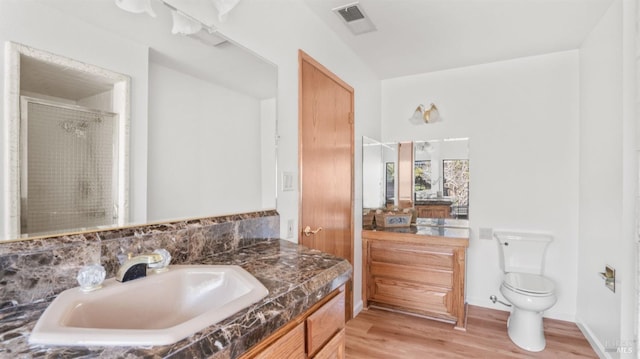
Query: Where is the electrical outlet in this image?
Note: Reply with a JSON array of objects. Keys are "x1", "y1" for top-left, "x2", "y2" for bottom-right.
[
  {"x1": 479, "y1": 227, "x2": 493, "y2": 240},
  {"x1": 287, "y1": 219, "x2": 294, "y2": 239}
]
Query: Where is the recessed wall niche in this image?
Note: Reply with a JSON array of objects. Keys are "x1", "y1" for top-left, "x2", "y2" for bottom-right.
[{"x1": 3, "y1": 42, "x2": 131, "y2": 240}]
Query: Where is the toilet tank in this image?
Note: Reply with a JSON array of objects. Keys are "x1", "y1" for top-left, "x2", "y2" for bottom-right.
[{"x1": 494, "y1": 231, "x2": 553, "y2": 275}]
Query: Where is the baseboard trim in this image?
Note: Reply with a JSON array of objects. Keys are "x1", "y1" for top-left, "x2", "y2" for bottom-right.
[
  {"x1": 575, "y1": 317, "x2": 612, "y2": 359},
  {"x1": 466, "y1": 295, "x2": 576, "y2": 322},
  {"x1": 354, "y1": 299, "x2": 363, "y2": 317}
]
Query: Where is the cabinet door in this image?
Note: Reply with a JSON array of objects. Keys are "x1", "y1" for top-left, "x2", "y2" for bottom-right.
[
  {"x1": 371, "y1": 277, "x2": 453, "y2": 317},
  {"x1": 312, "y1": 329, "x2": 345, "y2": 359},
  {"x1": 306, "y1": 290, "x2": 345, "y2": 357},
  {"x1": 254, "y1": 322, "x2": 305, "y2": 359}
]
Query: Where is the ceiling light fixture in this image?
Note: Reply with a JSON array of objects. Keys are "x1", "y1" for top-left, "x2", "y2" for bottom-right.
[{"x1": 409, "y1": 103, "x2": 441, "y2": 125}]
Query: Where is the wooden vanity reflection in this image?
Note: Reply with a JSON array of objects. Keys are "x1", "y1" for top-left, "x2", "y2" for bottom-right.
[
  {"x1": 414, "y1": 200, "x2": 454, "y2": 218},
  {"x1": 362, "y1": 219, "x2": 469, "y2": 330}
]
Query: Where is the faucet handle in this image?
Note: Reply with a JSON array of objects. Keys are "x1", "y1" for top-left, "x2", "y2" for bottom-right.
[
  {"x1": 77, "y1": 264, "x2": 106, "y2": 292},
  {"x1": 116, "y1": 252, "x2": 133, "y2": 265},
  {"x1": 148, "y1": 248, "x2": 171, "y2": 273}
]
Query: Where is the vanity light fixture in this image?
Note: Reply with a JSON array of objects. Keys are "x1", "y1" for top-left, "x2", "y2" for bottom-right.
[
  {"x1": 115, "y1": 0, "x2": 239, "y2": 42},
  {"x1": 210, "y1": 0, "x2": 241, "y2": 21},
  {"x1": 114, "y1": 0, "x2": 156, "y2": 17},
  {"x1": 409, "y1": 103, "x2": 441, "y2": 125},
  {"x1": 171, "y1": 10, "x2": 203, "y2": 35}
]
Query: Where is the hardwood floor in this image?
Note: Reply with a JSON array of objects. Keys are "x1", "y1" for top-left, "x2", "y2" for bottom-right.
[{"x1": 345, "y1": 306, "x2": 597, "y2": 358}]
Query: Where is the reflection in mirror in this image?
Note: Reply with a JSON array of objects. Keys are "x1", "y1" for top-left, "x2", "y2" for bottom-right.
[
  {"x1": 362, "y1": 137, "x2": 397, "y2": 209},
  {"x1": 4, "y1": 42, "x2": 131, "y2": 240},
  {"x1": 413, "y1": 139, "x2": 469, "y2": 219},
  {"x1": 0, "y1": 1, "x2": 277, "y2": 241},
  {"x1": 362, "y1": 137, "x2": 469, "y2": 227}
]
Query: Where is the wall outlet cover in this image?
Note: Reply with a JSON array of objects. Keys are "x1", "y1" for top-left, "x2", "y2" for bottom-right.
[
  {"x1": 286, "y1": 219, "x2": 294, "y2": 239},
  {"x1": 479, "y1": 227, "x2": 493, "y2": 240}
]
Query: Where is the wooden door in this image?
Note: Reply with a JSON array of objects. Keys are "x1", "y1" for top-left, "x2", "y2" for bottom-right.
[{"x1": 298, "y1": 50, "x2": 354, "y2": 320}]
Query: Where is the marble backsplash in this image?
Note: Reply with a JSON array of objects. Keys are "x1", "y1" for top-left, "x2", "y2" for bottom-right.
[{"x1": 0, "y1": 210, "x2": 279, "y2": 309}]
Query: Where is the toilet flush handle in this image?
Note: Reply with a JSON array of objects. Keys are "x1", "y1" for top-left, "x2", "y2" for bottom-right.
[{"x1": 489, "y1": 295, "x2": 512, "y2": 307}]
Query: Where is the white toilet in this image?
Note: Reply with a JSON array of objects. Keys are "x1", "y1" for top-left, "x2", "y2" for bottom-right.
[{"x1": 494, "y1": 231, "x2": 557, "y2": 352}]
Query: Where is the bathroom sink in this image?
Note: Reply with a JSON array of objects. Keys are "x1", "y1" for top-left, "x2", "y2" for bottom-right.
[{"x1": 29, "y1": 265, "x2": 268, "y2": 346}]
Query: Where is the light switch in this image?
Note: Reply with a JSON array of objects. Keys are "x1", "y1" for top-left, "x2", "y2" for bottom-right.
[{"x1": 282, "y1": 172, "x2": 295, "y2": 192}]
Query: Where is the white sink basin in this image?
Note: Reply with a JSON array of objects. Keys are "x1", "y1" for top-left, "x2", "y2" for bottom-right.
[{"x1": 29, "y1": 265, "x2": 268, "y2": 346}]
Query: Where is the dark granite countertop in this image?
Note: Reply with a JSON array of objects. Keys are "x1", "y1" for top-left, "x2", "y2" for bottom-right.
[
  {"x1": 0, "y1": 239, "x2": 352, "y2": 359},
  {"x1": 415, "y1": 218, "x2": 469, "y2": 228},
  {"x1": 367, "y1": 225, "x2": 469, "y2": 239},
  {"x1": 364, "y1": 218, "x2": 469, "y2": 240}
]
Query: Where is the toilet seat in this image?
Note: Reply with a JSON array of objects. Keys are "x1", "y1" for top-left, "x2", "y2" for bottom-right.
[{"x1": 503, "y1": 272, "x2": 555, "y2": 296}]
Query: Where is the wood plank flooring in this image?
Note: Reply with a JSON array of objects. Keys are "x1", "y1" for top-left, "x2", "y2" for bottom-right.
[{"x1": 345, "y1": 305, "x2": 597, "y2": 358}]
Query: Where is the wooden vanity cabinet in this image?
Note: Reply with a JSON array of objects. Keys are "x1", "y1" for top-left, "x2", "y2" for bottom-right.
[
  {"x1": 241, "y1": 286, "x2": 346, "y2": 359},
  {"x1": 362, "y1": 230, "x2": 468, "y2": 330},
  {"x1": 415, "y1": 203, "x2": 452, "y2": 218}
]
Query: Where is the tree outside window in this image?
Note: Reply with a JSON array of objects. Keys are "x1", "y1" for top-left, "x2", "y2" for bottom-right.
[
  {"x1": 443, "y1": 159, "x2": 469, "y2": 208},
  {"x1": 414, "y1": 160, "x2": 431, "y2": 199}
]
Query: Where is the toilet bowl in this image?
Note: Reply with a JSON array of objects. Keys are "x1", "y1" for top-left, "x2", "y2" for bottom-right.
[
  {"x1": 494, "y1": 231, "x2": 557, "y2": 352},
  {"x1": 500, "y1": 272, "x2": 556, "y2": 352}
]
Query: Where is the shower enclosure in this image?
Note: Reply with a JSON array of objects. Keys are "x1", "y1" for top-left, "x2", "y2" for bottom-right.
[{"x1": 20, "y1": 97, "x2": 119, "y2": 235}]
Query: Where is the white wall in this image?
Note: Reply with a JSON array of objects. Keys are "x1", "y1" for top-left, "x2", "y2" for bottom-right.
[
  {"x1": 0, "y1": 2, "x2": 149, "y2": 236},
  {"x1": 147, "y1": 62, "x2": 263, "y2": 221},
  {"x1": 381, "y1": 51, "x2": 581, "y2": 321},
  {"x1": 577, "y1": 0, "x2": 636, "y2": 357},
  {"x1": 261, "y1": 98, "x2": 277, "y2": 210},
  {"x1": 209, "y1": 0, "x2": 382, "y2": 314},
  {"x1": 362, "y1": 138, "x2": 385, "y2": 208}
]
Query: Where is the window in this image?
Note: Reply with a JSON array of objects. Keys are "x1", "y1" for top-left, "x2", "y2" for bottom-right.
[
  {"x1": 414, "y1": 160, "x2": 431, "y2": 193},
  {"x1": 443, "y1": 159, "x2": 469, "y2": 218},
  {"x1": 385, "y1": 162, "x2": 395, "y2": 205}
]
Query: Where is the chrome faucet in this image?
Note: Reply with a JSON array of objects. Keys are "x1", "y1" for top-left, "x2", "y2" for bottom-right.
[{"x1": 116, "y1": 253, "x2": 163, "y2": 282}]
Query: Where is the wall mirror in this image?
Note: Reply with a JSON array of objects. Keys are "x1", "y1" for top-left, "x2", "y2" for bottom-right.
[
  {"x1": 0, "y1": 1, "x2": 277, "y2": 241},
  {"x1": 362, "y1": 136, "x2": 469, "y2": 224}
]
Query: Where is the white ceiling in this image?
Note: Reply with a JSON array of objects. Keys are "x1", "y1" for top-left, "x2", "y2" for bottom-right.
[{"x1": 302, "y1": 0, "x2": 614, "y2": 79}]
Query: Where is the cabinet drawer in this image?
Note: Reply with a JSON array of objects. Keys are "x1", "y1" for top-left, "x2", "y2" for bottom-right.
[
  {"x1": 370, "y1": 242, "x2": 453, "y2": 269},
  {"x1": 371, "y1": 278, "x2": 451, "y2": 316},
  {"x1": 306, "y1": 290, "x2": 345, "y2": 357},
  {"x1": 254, "y1": 322, "x2": 305, "y2": 359},
  {"x1": 370, "y1": 261, "x2": 453, "y2": 288},
  {"x1": 312, "y1": 328, "x2": 345, "y2": 359}
]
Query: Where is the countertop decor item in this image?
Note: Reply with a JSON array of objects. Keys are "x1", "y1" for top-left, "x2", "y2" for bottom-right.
[{"x1": 374, "y1": 211, "x2": 412, "y2": 228}]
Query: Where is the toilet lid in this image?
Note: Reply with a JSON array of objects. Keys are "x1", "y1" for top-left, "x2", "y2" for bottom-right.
[{"x1": 503, "y1": 272, "x2": 555, "y2": 294}]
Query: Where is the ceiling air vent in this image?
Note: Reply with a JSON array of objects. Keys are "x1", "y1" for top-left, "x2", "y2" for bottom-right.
[
  {"x1": 337, "y1": 5, "x2": 365, "y2": 22},
  {"x1": 332, "y1": 2, "x2": 376, "y2": 35}
]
